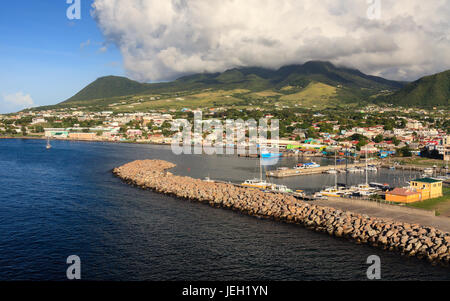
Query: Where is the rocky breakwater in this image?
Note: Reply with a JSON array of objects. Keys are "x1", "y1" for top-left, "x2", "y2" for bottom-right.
[{"x1": 113, "y1": 160, "x2": 450, "y2": 266}]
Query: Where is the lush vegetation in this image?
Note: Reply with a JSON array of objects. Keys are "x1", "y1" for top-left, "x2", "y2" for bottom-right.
[
  {"x1": 377, "y1": 70, "x2": 450, "y2": 108},
  {"x1": 50, "y1": 61, "x2": 405, "y2": 111}
]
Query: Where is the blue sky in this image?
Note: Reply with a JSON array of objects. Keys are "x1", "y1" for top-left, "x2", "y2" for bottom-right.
[{"x1": 0, "y1": 1, "x2": 124, "y2": 113}]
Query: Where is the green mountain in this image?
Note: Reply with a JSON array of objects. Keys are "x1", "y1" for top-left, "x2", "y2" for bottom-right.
[
  {"x1": 61, "y1": 61, "x2": 404, "y2": 108},
  {"x1": 376, "y1": 70, "x2": 450, "y2": 107},
  {"x1": 65, "y1": 76, "x2": 150, "y2": 102}
]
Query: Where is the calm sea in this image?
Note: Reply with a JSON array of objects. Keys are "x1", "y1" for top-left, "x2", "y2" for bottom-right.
[{"x1": 0, "y1": 139, "x2": 448, "y2": 280}]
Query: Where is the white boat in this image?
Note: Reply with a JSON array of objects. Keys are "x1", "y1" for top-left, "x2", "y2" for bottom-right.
[
  {"x1": 303, "y1": 162, "x2": 321, "y2": 169},
  {"x1": 46, "y1": 137, "x2": 52, "y2": 150},
  {"x1": 313, "y1": 193, "x2": 328, "y2": 200},
  {"x1": 242, "y1": 179, "x2": 271, "y2": 189},
  {"x1": 269, "y1": 184, "x2": 293, "y2": 193},
  {"x1": 324, "y1": 168, "x2": 338, "y2": 174},
  {"x1": 241, "y1": 153, "x2": 271, "y2": 189},
  {"x1": 423, "y1": 168, "x2": 434, "y2": 175},
  {"x1": 365, "y1": 166, "x2": 378, "y2": 172},
  {"x1": 204, "y1": 177, "x2": 214, "y2": 183}
]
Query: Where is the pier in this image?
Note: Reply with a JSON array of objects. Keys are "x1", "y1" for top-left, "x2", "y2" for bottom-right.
[
  {"x1": 267, "y1": 162, "x2": 380, "y2": 178},
  {"x1": 114, "y1": 159, "x2": 450, "y2": 266},
  {"x1": 380, "y1": 163, "x2": 449, "y2": 174}
]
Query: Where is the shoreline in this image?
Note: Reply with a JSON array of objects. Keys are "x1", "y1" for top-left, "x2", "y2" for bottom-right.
[
  {"x1": 113, "y1": 159, "x2": 450, "y2": 267},
  {"x1": 0, "y1": 136, "x2": 170, "y2": 146}
]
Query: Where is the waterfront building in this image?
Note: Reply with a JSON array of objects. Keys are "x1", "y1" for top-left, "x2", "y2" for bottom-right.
[
  {"x1": 410, "y1": 178, "x2": 444, "y2": 200},
  {"x1": 44, "y1": 129, "x2": 69, "y2": 138},
  {"x1": 68, "y1": 132, "x2": 97, "y2": 140},
  {"x1": 385, "y1": 188, "x2": 421, "y2": 203}
]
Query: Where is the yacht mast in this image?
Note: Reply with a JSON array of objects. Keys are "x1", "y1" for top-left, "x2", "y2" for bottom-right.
[
  {"x1": 335, "y1": 150, "x2": 337, "y2": 189},
  {"x1": 365, "y1": 145, "x2": 369, "y2": 186}
]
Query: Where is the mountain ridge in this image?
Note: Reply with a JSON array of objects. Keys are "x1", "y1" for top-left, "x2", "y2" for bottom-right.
[
  {"x1": 62, "y1": 61, "x2": 405, "y2": 106},
  {"x1": 377, "y1": 70, "x2": 450, "y2": 107}
]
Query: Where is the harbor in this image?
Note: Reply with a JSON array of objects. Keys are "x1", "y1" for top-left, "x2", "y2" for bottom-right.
[
  {"x1": 3, "y1": 138, "x2": 450, "y2": 281},
  {"x1": 114, "y1": 159, "x2": 450, "y2": 266},
  {"x1": 267, "y1": 162, "x2": 380, "y2": 178}
]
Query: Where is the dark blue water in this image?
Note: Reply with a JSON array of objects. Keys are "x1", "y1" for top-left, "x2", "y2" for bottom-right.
[{"x1": 0, "y1": 139, "x2": 448, "y2": 280}]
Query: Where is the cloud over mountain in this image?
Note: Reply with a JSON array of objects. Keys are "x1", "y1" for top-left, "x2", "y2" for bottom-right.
[
  {"x1": 1, "y1": 92, "x2": 34, "y2": 113},
  {"x1": 92, "y1": 0, "x2": 450, "y2": 82}
]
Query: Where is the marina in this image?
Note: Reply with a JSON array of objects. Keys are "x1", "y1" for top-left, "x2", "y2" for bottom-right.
[
  {"x1": 113, "y1": 158, "x2": 450, "y2": 266},
  {"x1": 266, "y1": 162, "x2": 380, "y2": 178}
]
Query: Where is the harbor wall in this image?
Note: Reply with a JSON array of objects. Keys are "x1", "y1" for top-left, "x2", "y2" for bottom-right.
[{"x1": 113, "y1": 160, "x2": 450, "y2": 266}]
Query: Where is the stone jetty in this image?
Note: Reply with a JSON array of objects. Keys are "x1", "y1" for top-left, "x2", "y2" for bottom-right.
[{"x1": 113, "y1": 160, "x2": 450, "y2": 266}]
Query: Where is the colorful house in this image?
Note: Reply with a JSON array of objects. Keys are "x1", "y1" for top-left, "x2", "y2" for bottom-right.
[
  {"x1": 385, "y1": 188, "x2": 421, "y2": 203},
  {"x1": 386, "y1": 178, "x2": 443, "y2": 203},
  {"x1": 410, "y1": 178, "x2": 443, "y2": 200}
]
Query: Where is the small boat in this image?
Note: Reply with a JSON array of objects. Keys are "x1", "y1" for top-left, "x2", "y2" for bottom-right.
[
  {"x1": 350, "y1": 184, "x2": 378, "y2": 196},
  {"x1": 46, "y1": 138, "x2": 52, "y2": 150},
  {"x1": 365, "y1": 166, "x2": 378, "y2": 172},
  {"x1": 260, "y1": 148, "x2": 282, "y2": 158},
  {"x1": 369, "y1": 182, "x2": 390, "y2": 191},
  {"x1": 293, "y1": 190, "x2": 306, "y2": 198},
  {"x1": 423, "y1": 168, "x2": 434, "y2": 175},
  {"x1": 320, "y1": 187, "x2": 342, "y2": 197},
  {"x1": 241, "y1": 179, "x2": 271, "y2": 189},
  {"x1": 324, "y1": 169, "x2": 338, "y2": 174},
  {"x1": 269, "y1": 184, "x2": 293, "y2": 193},
  {"x1": 303, "y1": 162, "x2": 321, "y2": 169},
  {"x1": 242, "y1": 154, "x2": 271, "y2": 189},
  {"x1": 313, "y1": 193, "x2": 328, "y2": 200},
  {"x1": 204, "y1": 177, "x2": 214, "y2": 183}
]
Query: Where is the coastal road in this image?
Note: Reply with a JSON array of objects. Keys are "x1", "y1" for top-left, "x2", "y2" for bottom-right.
[{"x1": 312, "y1": 197, "x2": 450, "y2": 233}]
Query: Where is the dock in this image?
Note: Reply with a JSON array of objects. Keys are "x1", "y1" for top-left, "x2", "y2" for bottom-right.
[
  {"x1": 266, "y1": 162, "x2": 380, "y2": 178},
  {"x1": 380, "y1": 163, "x2": 448, "y2": 173}
]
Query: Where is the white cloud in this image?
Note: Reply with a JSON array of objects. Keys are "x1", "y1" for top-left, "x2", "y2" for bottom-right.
[
  {"x1": 1, "y1": 92, "x2": 35, "y2": 113},
  {"x1": 92, "y1": 0, "x2": 450, "y2": 82}
]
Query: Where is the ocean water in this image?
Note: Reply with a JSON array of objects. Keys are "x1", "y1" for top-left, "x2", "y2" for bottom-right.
[{"x1": 0, "y1": 139, "x2": 448, "y2": 280}]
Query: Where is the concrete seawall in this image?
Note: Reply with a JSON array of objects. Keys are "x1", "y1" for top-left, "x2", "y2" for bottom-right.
[{"x1": 113, "y1": 160, "x2": 450, "y2": 266}]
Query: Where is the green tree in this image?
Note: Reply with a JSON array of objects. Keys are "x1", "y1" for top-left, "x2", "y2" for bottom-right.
[
  {"x1": 306, "y1": 127, "x2": 319, "y2": 139},
  {"x1": 399, "y1": 146, "x2": 412, "y2": 157},
  {"x1": 373, "y1": 134, "x2": 383, "y2": 143}
]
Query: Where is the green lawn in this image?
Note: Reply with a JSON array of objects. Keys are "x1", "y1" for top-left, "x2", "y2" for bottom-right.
[
  {"x1": 397, "y1": 157, "x2": 449, "y2": 167},
  {"x1": 406, "y1": 187, "x2": 450, "y2": 216}
]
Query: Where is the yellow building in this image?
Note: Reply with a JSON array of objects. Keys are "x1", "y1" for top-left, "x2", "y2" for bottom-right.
[
  {"x1": 68, "y1": 132, "x2": 97, "y2": 141},
  {"x1": 410, "y1": 178, "x2": 443, "y2": 201}
]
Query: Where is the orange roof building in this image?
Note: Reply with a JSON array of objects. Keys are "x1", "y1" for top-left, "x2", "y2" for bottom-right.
[{"x1": 385, "y1": 188, "x2": 421, "y2": 203}]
